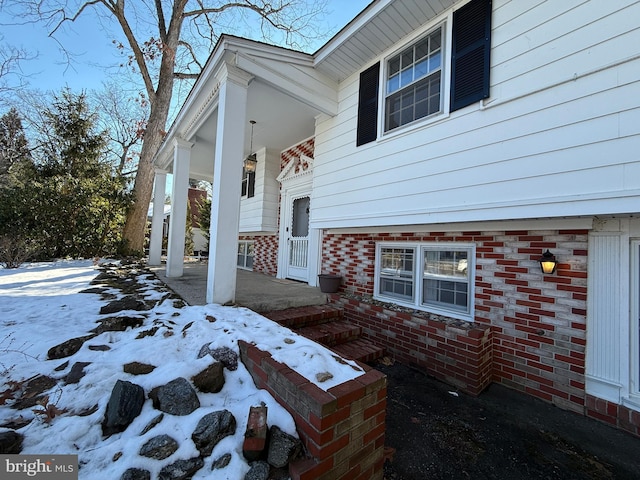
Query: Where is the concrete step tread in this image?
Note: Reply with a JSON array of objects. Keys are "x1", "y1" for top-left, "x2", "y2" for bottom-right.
[
  {"x1": 264, "y1": 304, "x2": 343, "y2": 328},
  {"x1": 332, "y1": 338, "x2": 385, "y2": 364},
  {"x1": 296, "y1": 321, "x2": 362, "y2": 346}
]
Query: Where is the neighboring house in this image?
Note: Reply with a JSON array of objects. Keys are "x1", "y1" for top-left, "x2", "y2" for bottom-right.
[{"x1": 150, "y1": 0, "x2": 640, "y2": 436}]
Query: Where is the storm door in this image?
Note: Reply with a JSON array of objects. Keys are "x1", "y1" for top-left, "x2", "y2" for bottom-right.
[{"x1": 285, "y1": 195, "x2": 310, "y2": 281}]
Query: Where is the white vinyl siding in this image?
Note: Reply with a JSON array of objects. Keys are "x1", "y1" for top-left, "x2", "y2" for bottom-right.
[
  {"x1": 311, "y1": 0, "x2": 640, "y2": 231},
  {"x1": 239, "y1": 147, "x2": 279, "y2": 233},
  {"x1": 375, "y1": 242, "x2": 475, "y2": 321}
]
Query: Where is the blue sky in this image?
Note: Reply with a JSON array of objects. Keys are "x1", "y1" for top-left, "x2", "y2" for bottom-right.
[{"x1": 1, "y1": 1, "x2": 371, "y2": 94}]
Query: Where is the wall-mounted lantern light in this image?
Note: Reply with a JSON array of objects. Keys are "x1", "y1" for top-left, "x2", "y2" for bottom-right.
[
  {"x1": 244, "y1": 120, "x2": 257, "y2": 173},
  {"x1": 539, "y1": 249, "x2": 557, "y2": 274}
]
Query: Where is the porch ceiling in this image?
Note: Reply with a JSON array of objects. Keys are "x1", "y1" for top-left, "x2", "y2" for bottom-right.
[{"x1": 170, "y1": 78, "x2": 319, "y2": 181}]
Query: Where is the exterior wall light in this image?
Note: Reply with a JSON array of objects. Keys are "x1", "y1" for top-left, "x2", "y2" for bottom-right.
[{"x1": 539, "y1": 249, "x2": 557, "y2": 274}]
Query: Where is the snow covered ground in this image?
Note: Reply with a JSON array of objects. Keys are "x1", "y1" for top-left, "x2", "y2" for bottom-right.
[{"x1": 0, "y1": 260, "x2": 364, "y2": 479}]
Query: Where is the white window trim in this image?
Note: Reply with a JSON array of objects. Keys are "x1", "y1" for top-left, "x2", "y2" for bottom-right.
[
  {"x1": 374, "y1": 241, "x2": 475, "y2": 322},
  {"x1": 237, "y1": 240, "x2": 254, "y2": 270},
  {"x1": 630, "y1": 239, "x2": 640, "y2": 404},
  {"x1": 379, "y1": 13, "x2": 453, "y2": 141}
]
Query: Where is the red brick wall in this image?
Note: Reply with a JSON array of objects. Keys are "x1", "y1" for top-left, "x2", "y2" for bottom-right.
[
  {"x1": 322, "y1": 230, "x2": 588, "y2": 411},
  {"x1": 586, "y1": 395, "x2": 640, "y2": 437},
  {"x1": 281, "y1": 138, "x2": 315, "y2": 170},
  {"x1": 238, "y1": 340, "x2": 386, "y2": 480},
  {"x1": 330, "y1": 294, "x2": 493, "y2": 395},
  {"x1": 239, "y1": 234, "x2": 279, "y2": 276}
]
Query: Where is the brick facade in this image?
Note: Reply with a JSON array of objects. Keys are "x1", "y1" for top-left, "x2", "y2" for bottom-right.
[
  {"x1": 322, "y1": 229, "x2": 590, "y2": 413},
  {"x1": 240, "y1": 234, "x2": 279, "y2": 276},
  {"x1": 281, "y1": 137, "x2": 315, "y2": 170},
  {"x1": 238, "y1": 340, "x2": 386, "y2": 480}
]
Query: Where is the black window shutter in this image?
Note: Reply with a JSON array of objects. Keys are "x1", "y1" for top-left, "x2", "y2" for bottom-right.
[
  {"x1": 356, "y1": 62, "x2": 380, "y2": 146},
  {"x1": 450, "y1": 0, "x2": 492, "y2": 112}
]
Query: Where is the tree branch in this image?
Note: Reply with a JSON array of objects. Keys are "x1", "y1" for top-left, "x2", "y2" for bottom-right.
[
  {"x1": 173, "y1": 72, "x2": 199, "y2": 80},
  {"x1": 155, "y1": 0, "x2": 167, "y2": 43}
]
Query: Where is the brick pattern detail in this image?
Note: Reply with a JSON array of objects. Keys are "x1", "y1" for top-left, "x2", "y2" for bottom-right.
[
  {"x1": 586, "y1": 395, "x2": 640, "y2": 437},
  {"x1": 239, "y1": 234, "x2": 279, "y2": 276},
  {"x1": 330, "y1": 294, "x2": 493, "y2": 395},
  {"x1": 281, "y1": 138, "x2": 315, "y2": 171},
  {"x1": 238, "y1": 340, "x2": 386, "y2": 480},
  {"x1": 322, "y1": 230, "x2": 592, "y2": 412}
]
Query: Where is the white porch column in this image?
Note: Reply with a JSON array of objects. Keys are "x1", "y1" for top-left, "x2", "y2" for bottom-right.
[
  {"x1": 166, "y1": 138, "x2": 193, "y2": 278},
  {"x1": 148, "y1": 169, "x2": 167, "y2": 266},
  {"x1": 207, "y1": 66, "x2": 252, "y2": 304}
]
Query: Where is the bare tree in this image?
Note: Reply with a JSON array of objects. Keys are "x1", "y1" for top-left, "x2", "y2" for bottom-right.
[
  {"x1": 92, "y1": 81, "x2": 149, "y2": 175},
  {"x1": 0, "y1": 35, "x2": 32, "y2": 105},
  {"x1": 1, "y1": 0, "x2": 329, "y2": 254}
]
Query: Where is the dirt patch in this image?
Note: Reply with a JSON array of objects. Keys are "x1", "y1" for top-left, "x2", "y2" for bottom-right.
[{"x1": 379, "y1": 361, "x2": 640, "y2": 480}]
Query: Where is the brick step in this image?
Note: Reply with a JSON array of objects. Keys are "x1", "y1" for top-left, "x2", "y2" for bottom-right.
[
  {"x1": 331, "y1": 338, "x2": 386, "y2": 364},
  {"x1": 295, "y1": 321, "x2": 362, "y2": 347},
  {"x1": 264, "y1": 304, "x2": 343, "y2": 329}
]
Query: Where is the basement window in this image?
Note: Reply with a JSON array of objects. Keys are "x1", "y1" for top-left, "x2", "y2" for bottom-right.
[{"x1": 375, "y1": 242, "x2": 475, "y2": 321}]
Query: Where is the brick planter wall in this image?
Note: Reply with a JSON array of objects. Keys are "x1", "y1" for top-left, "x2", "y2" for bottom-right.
[
  {"x1": 238, "y1": 340, "x2": 387, "y2": 480},
  {"x1": 330, "y1": 295, "x2": 493, "y2": 395},
  {"x1": 322, "y1": 230, "x2": 588, "y2": 408}
]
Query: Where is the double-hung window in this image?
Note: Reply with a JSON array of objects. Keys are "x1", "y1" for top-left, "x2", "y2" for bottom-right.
[
  {"x1": 385, "y1": 27, "x2": 443, "y2": 132},
  {"x1": 375, "y1": 243, "x2": 475, "y2": 321},
  {"x1": 356, "y1": 0, "x2": 492, "y2": 145}
]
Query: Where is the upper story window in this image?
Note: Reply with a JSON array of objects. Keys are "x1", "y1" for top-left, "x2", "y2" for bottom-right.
[
  {"x1": 356, "y1": 0, "x2": 492, "y2": 146},
  {"x1": 375, "y1": 242, "x2": 475, "y2": 321},
  {"x1": 385, "y1": 27, "x2": 443, "y2": 132}
]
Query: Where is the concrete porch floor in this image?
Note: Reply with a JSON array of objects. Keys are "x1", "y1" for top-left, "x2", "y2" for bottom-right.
[{"x1": 148, "y1": 262, "x2": 328, "y2": 313}]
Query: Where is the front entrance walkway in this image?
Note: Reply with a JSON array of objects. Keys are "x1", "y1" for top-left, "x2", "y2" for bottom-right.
[{"x1": 149, "y1": 263, "x2": 327, "y2": 312}]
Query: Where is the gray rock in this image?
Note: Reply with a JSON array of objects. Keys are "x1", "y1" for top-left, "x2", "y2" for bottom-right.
[
  {"x1": 149, "y1": 378, "x2": 200, "y2": 416},
  {"x1": 192, "y1": 410, "x2": 236, "y2": 457},
  {"x1": 139, "y1": 434, "x2": 178, "y2": 460},
  {"x1": 100, "y1": 296, "x2": 149, "y2": 315},
  {"x1": 158, "y1": 457, "x2": 204, "y2": 480},
  {"x1": 140, "y1": 413, "x2": 164, "y2": 435},
  {"x1": 124, "y1": 362, "x2": 156, "y2": 375},
  {"x1": 88, "y1": 344, "x2": 111, "y2": 351},
  {"x1": 197, "y1": 344, "x2": 238, "y2": 371},
  {"x1": 244, "y1": 461, "x2": 270, "y2": 480},
  {"x1": 0, "y1": 430, "x2": 23, "y2": 454},
  {"x1": 11, "y1": 375, "x2": 57, "y2": 410},
  {"x1": 64, "y1": 362, "x2": 91, "y2": 384},
  {"x1": 191, "y1": 361, "x2": 224, "y2": 393},
  {"x1": 267, "y1": 426, "x2": 302, "y2": 468},
  {"x1": 120, "y1": 468, "x2": 150, "y2": 480},
  {"x1": 47, "y1": 334, "x2": 95, "y2": 359},
  {"x1": 92, "y1": 315, "x2": 144, "y2": 334},
  {"x1": 102, "y1": 380, "x2": 145, "y2": 436},
  {"x1": 212, "y1": 453, "x2": 232, "y2": 470}
]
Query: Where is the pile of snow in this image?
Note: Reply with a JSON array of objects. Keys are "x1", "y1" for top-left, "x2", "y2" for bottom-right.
[{"x1": 0, "y1": 260, "x2": 364, "y2": 479}]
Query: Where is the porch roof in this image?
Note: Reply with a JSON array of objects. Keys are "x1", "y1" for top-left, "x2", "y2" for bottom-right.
[{"x1": 154, "y1": 0, "x2": 457, "y2": 177}]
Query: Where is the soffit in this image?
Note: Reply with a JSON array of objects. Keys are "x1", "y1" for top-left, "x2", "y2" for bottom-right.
[{"x1": 315, "y1": 0, "x2": 457, "y2": 83}]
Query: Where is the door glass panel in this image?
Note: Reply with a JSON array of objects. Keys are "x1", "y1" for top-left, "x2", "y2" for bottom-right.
[{"x1": 292, "y1": 197, "x2": 310, "y2": 237}]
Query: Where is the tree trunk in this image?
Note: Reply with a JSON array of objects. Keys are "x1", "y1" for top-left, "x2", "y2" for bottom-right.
[{"x1": 120, "y1": 4, "x2": 184, "y2": 255}]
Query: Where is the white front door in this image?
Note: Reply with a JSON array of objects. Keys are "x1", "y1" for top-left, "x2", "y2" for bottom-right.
[{"x1": 285, "y1": 194, "x2": 310, "y2": 281}]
